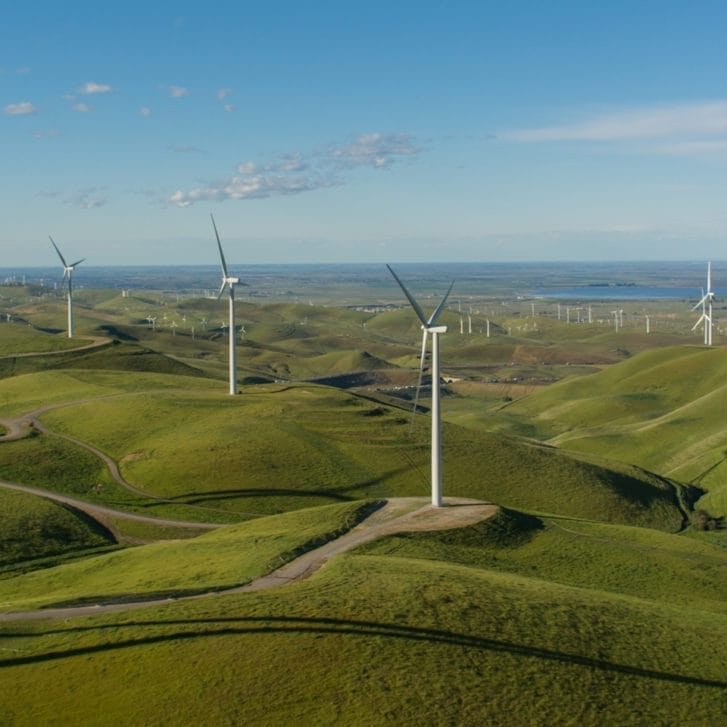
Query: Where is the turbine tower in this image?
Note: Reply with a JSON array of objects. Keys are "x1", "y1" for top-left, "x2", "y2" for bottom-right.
[
  {"x1": 692, "y1": 262, "x2": 715, "y2": 346},
  {"x1": 49, "y1": 236, "x2": 85, "y2": 338},
  {"x1": 211, "y1": 214, "x2": 242, "y2": 395},
  {"x1": 387, "y1": 265, "x2": 454, "y2": 508}
]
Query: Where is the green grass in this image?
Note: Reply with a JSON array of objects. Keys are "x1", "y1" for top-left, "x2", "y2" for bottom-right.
[
  {"x1": 33, "y1": 380, "x2": 685, "y2": 529},
  {"x1": 0, "y1": 489, "x2": 115, "y2": 568},
  {"x1": 484, "y1": 345, "x2": 727, "y2": 518},
  {"x1": 0, "y1": 500, "x2": 378, "y2": 611},
  {"x1": 0, "y1": 325, "x2": 89, "y2": 355},
  {"x1": 358, "y1": 507, "x2": 727, "y2": 613},
  {"x1": 0, "y1": 434, "x2": 245, "y2": 526},
  {"x1": 0, "y1": 547, "x2": 724, "y2": 725}
]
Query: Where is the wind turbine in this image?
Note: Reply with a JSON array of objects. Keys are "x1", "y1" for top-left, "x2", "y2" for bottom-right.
[
  {"x1": 49, "y1": 236, "x2": 85, "y2": 338},
  {"x1": 692, "y1": 262, "x2": 715, "y2": 346},
  {"x1": 211, "y1": 214, "x2": 243, "y2": 395},
  {"x1": 387, "y1": 264, "x2": 454, "y2": 508}
]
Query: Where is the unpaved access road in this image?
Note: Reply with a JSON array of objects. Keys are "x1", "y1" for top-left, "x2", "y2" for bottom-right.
[{"x1": 0, "y1": 497, "x2": 497, "y2": 622}]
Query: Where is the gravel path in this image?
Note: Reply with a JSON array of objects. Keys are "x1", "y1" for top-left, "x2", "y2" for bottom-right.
[{"x1": 0, "y1": 497, "x2": 497, "y2": 622}]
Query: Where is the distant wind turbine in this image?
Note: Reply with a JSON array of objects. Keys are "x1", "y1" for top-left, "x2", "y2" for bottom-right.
[
  {"x1": 49, "y1": 236, "x2": 85, "y2": 338},
  {"x1": 692, "y1": 262, "x2": 715, "y2": 346},
  {"x1": 212, "y1": 214, "x2": 243, "y2": 395},
  {"x1": 387, "y1": 264, "x2": 454, "y2": 508}
]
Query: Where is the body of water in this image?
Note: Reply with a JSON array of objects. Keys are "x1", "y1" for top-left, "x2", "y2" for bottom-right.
[{"x1": 536, "y1": 286, "x2": 709, "y2": 300}]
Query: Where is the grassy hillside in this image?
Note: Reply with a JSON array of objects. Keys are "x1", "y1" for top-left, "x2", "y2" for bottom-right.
[
  {"x1": 30, "y1": 378, "x2": 685, "y2": 530},
  {"x1": 0, "y1": 500, "x2": 377, "y2": 611},
  {"x1": 0, "y1": 548, "x2": 723, "y2": 725},
  {"x1": 0, "y1": 489, "x2": 115, "y2": 569},
  {"x1": 359, "y1": 507, "x2": 727, "y2": 613},
  {"x1": 0, "y1": 325, "x2": 89, "y2": 355},
  {"x1": 490, "y1": 346, "x2": 727, "y2": 518}
]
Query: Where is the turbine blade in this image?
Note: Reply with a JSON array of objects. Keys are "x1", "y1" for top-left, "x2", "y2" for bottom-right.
[
  {"x1": 692, "y1": 295, "x2": 708, "y2": 311},
  {"x1": 692, "y1": 315, "x2": 705, "y2": 331},
  {"x1": 49, "y1": 236, "x2": 68, "y2": 267},
  {"x1": 386, "y1": 265, "x2": 428, "y2": 327},
  {"x1": 69, "y1": 258, "x2": 85, "y2": 268},
  {"x1": 708, "y1": 261, "x2": 712, "y2": 293},
  {"x1": 411, "y1": 329, "x2": 428, "y2": 421},
  {"x1": 428, "y1": 279, "x2": 456, "y2": 326},
  {"x1": 216, "y1": 281, "x2": 227, "y2": 299},
  {"x1": 210, "y1": 214, "x2": 229, "y2": 278}
]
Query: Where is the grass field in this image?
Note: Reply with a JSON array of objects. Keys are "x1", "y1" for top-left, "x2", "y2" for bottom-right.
[
  {"x1": 0, "y1": 500, "x2": 377, "y2": 611},
  {"x1": 0, "y1": 544, "x2": 724, "y2": 725},
  {"x1": 20, "y1": 374, "x2": 685, "y2": 530},
  {"x1": 484, "y1": 345, "x2": 727, "y2": 518},
  {"x1": 0, "y1": 282, "x2": 724, "y2": 724},
  {"x1": 0, "y1": 489, "x2": 114, "y2": 569},
  {"x1": 0, "y1": 325, "x2": 90, "y2": 355}
]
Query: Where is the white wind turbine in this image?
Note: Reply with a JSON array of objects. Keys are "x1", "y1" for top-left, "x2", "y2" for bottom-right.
[
  {"x1": 49, "y1": 236, "x2": 85, "y2": 338},
  {"x1": 211, "y1": 214, "x2": 242, "y2": 395},
  {"x1": 692, "y1": 262, "x2": 715, "y2": 346},
  {"x1": 387, "y1": 265, "x2": 455, "y2": 508}
]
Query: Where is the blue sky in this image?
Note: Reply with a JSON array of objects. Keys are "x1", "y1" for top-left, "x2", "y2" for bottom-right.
[{"x1": 3, "y1": 1, "x2": 727, "y2": 265}]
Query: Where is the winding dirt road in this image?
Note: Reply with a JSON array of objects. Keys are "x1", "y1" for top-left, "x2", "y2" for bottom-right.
[
  {"x1": 0, "y1": 479, "x2": 221, "y2": 531},
  {"x1": 0, "y1": 335, "x2": 111, "y2": 361},
  {"x1": 0, "y1": 498, "x2": 497, "y2": 623}
]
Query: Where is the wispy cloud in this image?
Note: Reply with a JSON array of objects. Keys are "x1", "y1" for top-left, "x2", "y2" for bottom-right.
[
  {"x1": 327, "y1": 132, "x2": 420, "y2": 168},
  {"x1": 4, "y1": 101, "x2": 37, "y2": 115},
  {"x1": 16, "y1": 66, "x2": 30, "y2": 75},
  {"x1": 501, "y1": 101, "x2": 727, "y2": 143},
  {"x1": 223, "y1": 103, "x2": 235, "y2": 113},
  {"x1": 170, "y1": 174, "x2": 331, "y2": 207},
  {"x1": 65, "y1": 187, "x2": 107, "y2": 209},
  {"x1": 78, "y1": 81, "x2": 113, "y2": 95},
  {"x1": 139, "y1": 106, "x2": 152, "y2": 117},
  {"x1": 169, "y1": 131, "x2": 422, "y2": 207},
  {"x1": 217, "y1": 88, "x2": 232, "y2": 101},
  {"x1": 168, "y1": 85, "x2": 188, "y2": 98},
  {"x1": 72, "y1": 102, "x2": 92, "y2": 113}
]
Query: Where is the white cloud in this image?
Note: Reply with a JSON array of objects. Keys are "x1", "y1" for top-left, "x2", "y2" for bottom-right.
[
  {"x1": 72, "y1": 102, "x2": 92, "y2": 113},
  {"x1": 169, "y1": 85, "x2": 188, "y2": 98},
  {"x1": 4, "y1": 101, "x2": 37, "y2": 115},
  {"x1": 139, "y1": 106, "x2": 152, "y2": 117},
  {"x1": 78, "y1": 81, "x2": 113, "y2": 95},
  {"x1": 217, "y1": 88, "x2": 232, "y2": 101},
  {"x1": 223, "y1": 103, "x2": 236, "y2": 113},
  {"x1": 327, "y1": 132, "x2": 420, "y2": 168},
  {"x1": 169, "y1": 131, "x2": 421, "y2": 207},
  {"x1": 501, "y1": 101, "x2": 727, "y2": 142},
  {"x1": 16, "y1": 66, "x2": 30, "y2": 75},
  {"x1": 170, "y1": 173, "x2": 331, "y2": 207}
]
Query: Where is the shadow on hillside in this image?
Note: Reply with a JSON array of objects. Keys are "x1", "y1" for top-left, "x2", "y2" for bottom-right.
[
  {"x1": 2, "y1": 615, "x2": 725, "y2": 689},
  {"x1": 162, "y1": 466, "x2": 412, "y2": 505}
]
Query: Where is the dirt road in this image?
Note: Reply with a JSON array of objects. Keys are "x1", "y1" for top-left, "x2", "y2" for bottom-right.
[{"x1": 0, "y1": 498, "x2": 496, "y2": 622}]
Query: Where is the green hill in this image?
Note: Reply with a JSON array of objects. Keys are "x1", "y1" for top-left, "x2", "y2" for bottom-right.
[
  {"x1": 493, "y1": 346, "x2": 727, "y2": 517},
  {"x1": 0, "y1": 500, "x2": 376, "y2": 611},
  {"x1": 1, "y1": 531, "x2": 723, "y2": 724},
  {"x1": 18, "y1": 373, "x2": 685, "y2": 530},
  {"x1": 0, "y1": 489, "x2": 115, "y2": 569}
]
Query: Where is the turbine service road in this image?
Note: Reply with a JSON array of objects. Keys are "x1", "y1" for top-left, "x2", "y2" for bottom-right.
[{"x1": 0, "y1": 498, "x2": 497, "y2": 622}]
